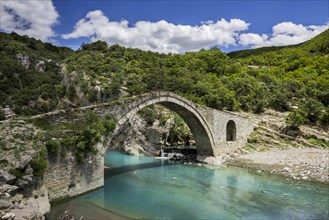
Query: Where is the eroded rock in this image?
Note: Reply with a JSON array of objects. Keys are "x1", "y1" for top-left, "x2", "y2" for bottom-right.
[
  {"x1": 0, "y1": 200, "x2": 12, "y2": 210},
  {"x1": 0, "y1": 170, "x2": 16, "y2": 185},
  {"x1": 1, "y1": 212, "x2": 15, "y2": 220},
  {"x1": 16, "y1": 54, "x2": 30, "y2": 69},
  {"x1": 35, "y1": 60, "x2": 46, "y2": 72},
  {"x1": 19, "y1": 155, "x2": 32, "y2": 170}
]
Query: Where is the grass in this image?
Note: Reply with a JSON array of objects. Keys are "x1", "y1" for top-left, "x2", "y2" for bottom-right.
[{"x1": 308, "y1": 138, "x2": 329, "y2": 148}]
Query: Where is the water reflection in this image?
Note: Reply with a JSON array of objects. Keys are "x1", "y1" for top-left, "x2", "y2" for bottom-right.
[{"x1": 105, "y1": 160, "x2": 177, "y2": 178}]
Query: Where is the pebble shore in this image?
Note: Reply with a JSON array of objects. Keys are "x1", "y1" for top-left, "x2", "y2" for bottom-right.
[{"x1": 226, "y1": 147, "x2": 329, "y2": 184}]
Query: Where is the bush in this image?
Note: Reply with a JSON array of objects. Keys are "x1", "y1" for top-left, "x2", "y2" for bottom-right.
[
  {"x1": 67, "y1": 85, "x2": 77, "y2": 102},
  {"x1": 269, "y1": 90, "x2": 290, "y2": 112},
  {"x1": 87, "y1": 88, "x2": 98, "y2": 102},
  {"x1": 138, "y1": 107, "x2": 156, "y2": 125},
  {"x1": 31, "y1": 157, "x2": 48, "y2": 177},
  {"x1": 286, "y1": 109, "x2": 308, "y2": 129},
  {"x1": 9, "y1": 168, "x2": 25, "y2": 178},
  {"x1": 301, "y1": 99, "x2": 325, "y2": 124},
  {"x1": 45, "y1": 140, "x2": 60, "y2": 157},
  {"x1": 31, "y1": 148, "x2": 48, "y2": 177},
  {"x1": 59, "y1": 112, "x2": 116, "y2": 163}
]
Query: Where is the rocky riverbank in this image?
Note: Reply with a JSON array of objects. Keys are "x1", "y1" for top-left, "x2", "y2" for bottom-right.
[{"x1": 226, "y1": 147, "x2": 329, "y2": 184}]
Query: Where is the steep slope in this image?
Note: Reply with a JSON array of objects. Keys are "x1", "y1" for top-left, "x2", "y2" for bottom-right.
[{"x1": 0, "y1": 32, "x2": 73, "y2": 115}]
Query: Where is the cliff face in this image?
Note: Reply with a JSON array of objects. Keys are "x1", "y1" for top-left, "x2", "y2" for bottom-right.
[
  {"x1": 0, "y1": 119, "x2": 51, "y2": 219},
  {"x1": 0, "y1": 117, "x2": 108, "y2": 219}
]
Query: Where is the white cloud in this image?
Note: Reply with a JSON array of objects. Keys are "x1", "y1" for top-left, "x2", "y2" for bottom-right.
[
  {"x1": 0, "y1": 0, "x2": 59, "y2": 41},
  {"x1": 239, "y1": 33, "x2": 268, "y2": 47},
  {"x1": 62, "y1": 10, "x2": 250, "y2": 53},
  {"x1": 239, "y1": 22, "x2": 329, "y2": 48}
]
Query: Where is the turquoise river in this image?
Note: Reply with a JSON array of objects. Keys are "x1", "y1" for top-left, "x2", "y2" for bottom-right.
[{"x1": 49, "y1": 150, "x2": 329, "y2": 219}]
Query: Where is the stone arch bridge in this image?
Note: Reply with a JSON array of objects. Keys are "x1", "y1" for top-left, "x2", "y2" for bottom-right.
[
  {"x1": 41, "y1": 91, "x2": 255, "y2": 201},
  {"x1": 44, "y1": 91, "x2": 254, "y2": 156}
]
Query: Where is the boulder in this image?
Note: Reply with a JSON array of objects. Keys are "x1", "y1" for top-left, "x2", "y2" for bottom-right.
[
  {"x1": 19, "y1": 155, "x2": 32, "y2": 170},
  {"x1": 2, "y1": 106, "x2": 16, "y2": 119},
  {"x1": 24, "y1": 165, "x2": 33, "y2": 175},
  {"x1": 22, "y1": 175, "x2": 33, "y2": 184},
  {"x1": 0, "y1": 170, "x2": 16, "y2": 185},
  {"x1": 16, "y1": 54, "x2": 30, "y2": 69},
  {"x1": 35, "y1": 60, "x2": 46, "y2": 72},
  {"x1": 1, "y1": 212, "x2": 15, "y2": 220},
  {"x1": 6, "y1": 185, "x2": 19, "y2": 196},
  {"x1": 16, "y1": 179, "x2": 29, "y2": 189},
  {"x1": 11, "y1": 187, "x2": 50, "y2": 220},
  {"x1": 0, "y1": 200, "x2": 12, "y2": 210}
]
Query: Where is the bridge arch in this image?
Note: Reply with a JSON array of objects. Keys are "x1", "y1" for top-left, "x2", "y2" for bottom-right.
[
  {"x1": 226, "y1": 120, "x2": 237, "y2": 141},
  {"x1": 113, "y1": 92, "x2": 215, "y2": 156}
]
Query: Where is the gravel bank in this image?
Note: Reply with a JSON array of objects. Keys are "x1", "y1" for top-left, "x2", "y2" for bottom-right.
[{"x1": 226, "y1": 148, "x2": 329, "y2": 184}]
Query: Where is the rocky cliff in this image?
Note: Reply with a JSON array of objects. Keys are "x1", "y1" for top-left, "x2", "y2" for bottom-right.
[
  {"x1": 0, "y1": 119, "x2": 50, "y2": 219},
  {"x1": 0, "y1": 109, "x2": 114, "y2": 219}
]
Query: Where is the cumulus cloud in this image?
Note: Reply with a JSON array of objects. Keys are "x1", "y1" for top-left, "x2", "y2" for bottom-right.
[
  {"x1": 239, "y1": 22, "x2": 329, "y2": 48},
  {"x1": 62, "y1": 10, "x2": 250, "y2": 53},
  {"x1": 0, "y1": 0, "x2": 59, "y2": 41}
]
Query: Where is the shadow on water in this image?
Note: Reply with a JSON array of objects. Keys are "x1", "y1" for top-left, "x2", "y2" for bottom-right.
[{"x1": 105, "y1": 160, "x2": 179, "y2": 178}]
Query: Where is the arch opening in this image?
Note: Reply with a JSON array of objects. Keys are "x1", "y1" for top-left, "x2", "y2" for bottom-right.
[
  {"x1": 226, "y1": 120, "x2": 236, "y2": 141},
  {"x1": 112, "y1": 94, "x2": 215, "y2": 156}
]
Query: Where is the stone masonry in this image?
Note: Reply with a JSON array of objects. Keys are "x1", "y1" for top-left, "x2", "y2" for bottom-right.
[
  {"x1": 42, "y1": 143, "x2": 104, "y2": 202},
  {"x1": 33, "y1": 91, "x2": 255, "y2": 157},
  {"x1": 36, "y1": 91, "x2": 255, "y2": 202}
]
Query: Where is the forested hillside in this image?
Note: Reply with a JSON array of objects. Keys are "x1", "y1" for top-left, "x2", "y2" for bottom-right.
[
  {"x1": 0, "y1": 32, "x2": 73, "y2": 116},
  {"x1": 0, "y1": 30, "x2": 328, "y2": 129}
]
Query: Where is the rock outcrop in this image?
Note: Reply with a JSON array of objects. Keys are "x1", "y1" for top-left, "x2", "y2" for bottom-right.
[
  {"x1": 16, "y1": 54, "x2": 30, "y2": 69},
  {"x1": 1, "y1": 107, "x2": 16, "y2": 120},
  {"x1": 0, "y1": 120, "x2": 50, "y2": 219},
  {"x1": 35, "y1": 61, "x2": 46, "y2": 72}
]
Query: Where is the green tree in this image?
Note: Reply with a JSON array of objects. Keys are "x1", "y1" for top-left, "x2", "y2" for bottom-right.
[
  {"x1": 301, "y1": 99, "x2": 325, "y2": 124},
  {"x1": 286, "y1": 109, "x2": 308, "y2": 129}
]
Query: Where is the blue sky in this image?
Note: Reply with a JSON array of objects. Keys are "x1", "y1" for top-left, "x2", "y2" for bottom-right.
[{"x1": 1, "y1": 0, "x2": 328, "y2": 53}]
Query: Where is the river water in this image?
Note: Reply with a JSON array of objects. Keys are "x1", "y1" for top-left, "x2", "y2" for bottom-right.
[{"x1": 50, "y1": 150, "x2": 329, "y2": 219}]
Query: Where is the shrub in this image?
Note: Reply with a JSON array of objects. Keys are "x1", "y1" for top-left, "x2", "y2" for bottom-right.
[
  {"x1": 29, "y1": 147, "x2": 48, "y2": 176},
  {"x1": 138, "y1": 107, "x2": 156, "y2": 125},
  {"x1": 67, "y1": 85, "x2": 77, "y2": 102},
  {"x1": 9, "y1": 168, "x2": 25, "y2": 178},
  {"x1": 31, "y1": 152, "x2": 48, "y2": 177},
  {"x1": 87, "y1": 88, "x2": 98, "y2": 102},
  {"x1": 59, "y1": 112, "x2": 116, "y2": 163},
  {"x1": 45, "y1": 140, "x2": 60, "y2": 157},
  {"x1": 286, "y1": 109, "x2": 308, "y2": 130},
  {"x1": 301, "y1": 99, "x2": 325, "y2": 124},
  {"x1": 320, "y1": 108, "x2": 329, "y2": 127},
  {"x1": 269, "y1": 90, "x2": 290, "y2": 112}
]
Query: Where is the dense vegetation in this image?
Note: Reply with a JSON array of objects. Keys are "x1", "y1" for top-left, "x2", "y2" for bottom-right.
[
  {"x1": 33, "y1": 111, "x2": 116, "y2": 163},
  {"x1": 0, "y1": 32, "x2": 73, "y2": 115},
  {"x1": 64, "y1": 30, "x2": 329, "y2": 128},
  {"x1": 0, "y1": 30, "x2": 328, "y2": 130}
]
